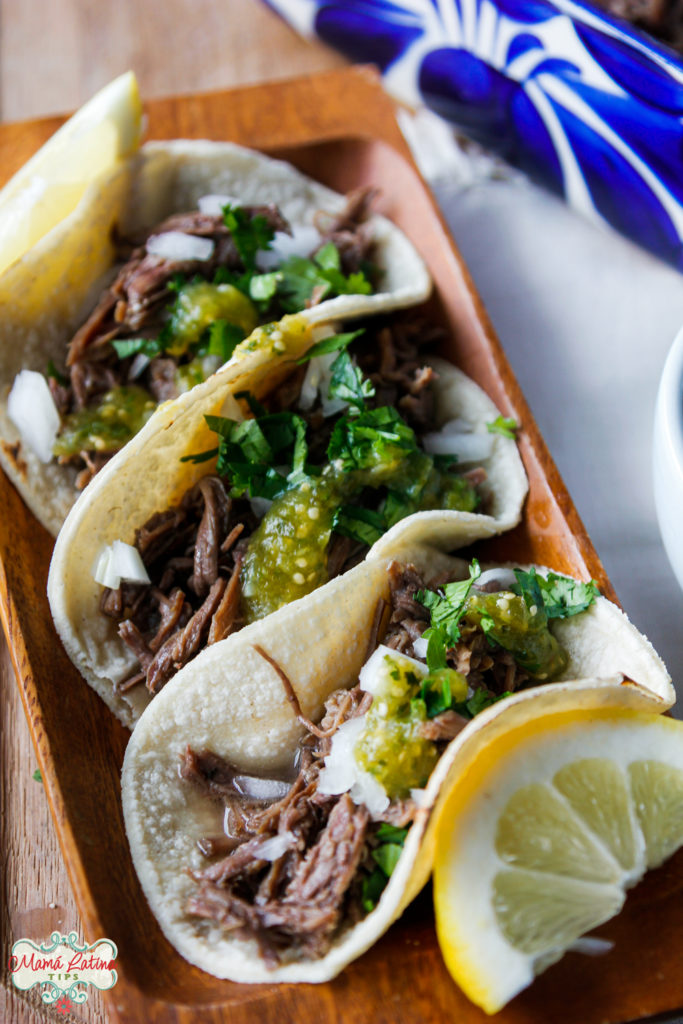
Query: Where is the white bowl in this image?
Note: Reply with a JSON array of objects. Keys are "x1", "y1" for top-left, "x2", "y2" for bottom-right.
[{"x1": 653, "y1": 325, "x2": 683, "y2": 592}]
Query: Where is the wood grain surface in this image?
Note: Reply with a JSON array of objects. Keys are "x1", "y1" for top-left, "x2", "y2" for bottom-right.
[{"x1": 0, "y1": 5, "x2": 344, "y2": 1023}]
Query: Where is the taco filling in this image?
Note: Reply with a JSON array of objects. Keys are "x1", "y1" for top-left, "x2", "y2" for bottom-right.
[
  {"x1": 15, "y1": 189, "x2": 378, "y2": 488},
  {"x1": 98, "y1": 317, "x2": 498, "y2": 696},
  {"x1": 177, "y1": 559, "x2": 599, "y2": 965}
]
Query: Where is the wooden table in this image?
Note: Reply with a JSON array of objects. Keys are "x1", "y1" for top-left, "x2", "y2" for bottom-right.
[{"x1": 0, "y1": 4, "x2": 345, "y2": 1021}]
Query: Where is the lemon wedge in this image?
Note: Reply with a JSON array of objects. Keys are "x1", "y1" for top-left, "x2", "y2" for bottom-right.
[
  {"x1": 433, "y1": 707, "x2": 683, "y2": 1014},
  {"x1": 0, "y1": 71, "x2": 142, "y2": 275}
]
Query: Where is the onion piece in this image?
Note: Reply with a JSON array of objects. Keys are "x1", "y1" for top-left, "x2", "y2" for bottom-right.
[
  {"x1": 197, "y1": 193, "x2": 240, "y2": 215},
  {"x1": 146, "y1": 231, "x2": 214, "y2": 262},
  {"x1": 422, "y1": 421, "x2": 495, "y2": 463},
  {"x1": 412, "y1": 636, "x2": 429, "y2": 660},
  {"x1": 7, "y1": 370, "x2": 61, "y2": 463},
  {"x1": 410, "y1": 787, "x2": 430, "y2": 808},
  {"x1": 299, "y1": 350, "x2": 348, "y2": 418},
  {"x1": 128, "y1": 352, "x2": 151, "y2": 381},
  {"x1": 474, "y1": 567, "x2": 519, "y2": 593},
  {"x1": 256, "y1": 832, "x2": 296, "y2": 862},
  {"x1": 257, "y1": 224, "x2": 321, "y2": 270},
  {"x1": 233, "y1": 776, "x2": 291, "y2": 801},
  {"x1": 92, "y1": 540, "x2": 151, "y2": 589},
  {"x1": 249, "y1": 496, "x2": 273, "y2": 519},
  {"x1": 359, "y1": 645, "x2": 427, "y2": 696}
]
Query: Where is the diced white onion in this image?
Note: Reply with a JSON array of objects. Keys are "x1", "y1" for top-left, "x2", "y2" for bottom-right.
[
  {"x1": 7, "y1": 370, "x2": 61, "y2": 463},
  {"x1": 318, "y1": 717, "x2": 366, "y2": 796},
  {"x1": 197, "y1": 193, "x2": 240, "y2": 215},
  {"x1": 128, "y1": 352, "x2": 151, "y2": 380},
  {"x1": 92, "y1": 540, "x2": 151, "y2": 589},
  {"x1": 568, "y1": 936, "x2": 615, "y2": 956},
  {"x1": 474, "y1": 568, "x2": 519, "y2": 592},
  {"x1": 359, "y1": 645, "x2": 427, "y2": 696},
  {"x1": 350, "y1": 771, "x2": 390, "y2": 818},
  {"x1": 421, "y1": 421, "x2": 495, "y2": 463},
  {"x1": 249, "y1": 496, "x2": 273, "y2": 518},
  {"x1": 257, "y1": 224, "x2": 321, "y2": 270},
  {"x1": 232, "y1": 775, "x2": 291, "y2": 801},
  {"x1": 412, "y1": 636, "x2": 429, "y2": 660},
  {"x1": 410, "y1": 787, "x2": 429, "y2": 807},
  {"x1": 256, "y1": 832, "x2": 296, "y2": 862},
  {"x1": 146, "y1": 231, "x2": 214, "y2": 262},
  {"x1": 299, "y1": 349, "x2": 348, "y2": 418}
]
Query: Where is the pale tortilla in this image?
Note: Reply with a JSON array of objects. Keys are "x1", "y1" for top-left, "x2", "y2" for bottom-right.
[
  {"x1": 120, "y1": 544, "x2": 673, "y2": 984},
  {"x1": 48, "y1": 334, "x2": 527, "y2": 728},
  {"x1": 0, "y1": 139, "x2": 432, "y2": 536}
]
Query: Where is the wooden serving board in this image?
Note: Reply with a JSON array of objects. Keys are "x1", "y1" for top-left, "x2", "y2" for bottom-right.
[{"x1": 1, "y1": 67, "x2": 682, "y2": 1024}]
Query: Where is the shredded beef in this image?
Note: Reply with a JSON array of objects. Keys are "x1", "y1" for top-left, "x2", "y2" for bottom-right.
[{"x1": 384, "y1": 561, "x2": 531, "y2": 696}]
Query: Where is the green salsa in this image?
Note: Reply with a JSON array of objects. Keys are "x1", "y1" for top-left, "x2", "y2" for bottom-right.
[
  {"x1": 354, "y1": 653, "x2": 438, "y2": 798},
  {"x1": 463, "y1": 590, "x2": 568, "y2": 681},
  {"x1": 240, "y1": 472, "x2": 345, "y2": 622},
  {"x1": 165, "y1": 282, "x2": 258, "y2": 357},
  {"x1": 53, "y1": 386, "x2": 156, "y2": 458},
  {"x1": 241, "y1": 446, "x2": 480, "y2": 623}
]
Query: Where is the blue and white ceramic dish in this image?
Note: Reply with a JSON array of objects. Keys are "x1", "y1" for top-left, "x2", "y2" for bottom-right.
[{"x1": 266, "y1": 0, "x2": 683, "y2": 272}]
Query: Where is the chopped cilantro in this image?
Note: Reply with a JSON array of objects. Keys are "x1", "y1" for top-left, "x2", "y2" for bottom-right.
[
  {"x1": 222, "y1": 204, "x2": 276, "y2": 273},
  {"x1": 198, "y1": 320, "x2": 244, "y2": 362},
  {"x1": 372, "y1": 842, "x2": 404, "y2": 877},
  {"x1": 332, "y1": 505, "x2": 385, "y2": 546},
  {"x1": 361, "y1": 868, "x2": 387, "y2": 913},
  {"x1": 277, "y1": 245, "x2": 372, "y2": 313},
  {"x1": 111, "y1": 337, "x2": 162, "y2": 360},
  {"x1": 415, "y1": 560, "x2": 482, "y2": 648},
  {"x1": 454, "y1": 689, "x2": 513, "y2": 719},
  {"x1": 375, "y1": 824, "x2": 409, "y2": 844},
  {"x1": 328, "y1": 350, "x2": 375, "y2": 412},
  {"x1": 487, "y1": 415, "x2": 518, "y2": 439},
  {"x1": 361, "y1": 824, "x2": 410, "y2": 912},
  {"x1": 512, "y1": 568, "x2": 599, "y2": 619},
  {"x1": 296, "y1": 329, "x2": 364, "y2": 364},
  {"x1": 327, "y1": 406, "x2": 417, "y2": 473},
  {"x1": 249, "y1": 271, "x2": 281, "y2": 303},
  {"x1": 46, "y1": 360, "x2": 68, "y2": 386},
  {"x1": 32, "y1": 768, "x2": 43, "y2": 783}
]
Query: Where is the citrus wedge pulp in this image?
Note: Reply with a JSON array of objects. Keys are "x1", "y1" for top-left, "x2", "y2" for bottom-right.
[
  {"x1": 0, "y1": 71, "x2": 142, "y2": 275},
  {"x1": 433, "y1": 707, "x2": 683, "y2": 1014}
]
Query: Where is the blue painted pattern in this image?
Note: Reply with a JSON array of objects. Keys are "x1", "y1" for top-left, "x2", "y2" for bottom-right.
[{"x1": 266, "y1": 0, "x2": 683, "y2": 270}]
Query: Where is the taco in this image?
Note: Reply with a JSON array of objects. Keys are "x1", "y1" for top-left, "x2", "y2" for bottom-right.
[
  {"x1": 0, "y1": 138, "x2": 431, "y2": 536},
  {"x1": 48, "y1": 312, "x2": 528, "y2": 728},
  {"x1": 120, "y1": 547, "x2": 673, "y2": 983}
]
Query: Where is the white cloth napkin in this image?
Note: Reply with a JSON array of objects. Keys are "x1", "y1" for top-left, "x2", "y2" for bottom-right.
[{"x1": 401, "y1": 109, "x2": 683, "y2": 692}]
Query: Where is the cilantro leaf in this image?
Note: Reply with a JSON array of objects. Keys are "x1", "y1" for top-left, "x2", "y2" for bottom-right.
[
  {"x1": 487, "y1": 415, "x2": 518, "y2": 439},
  {"x1": 249, "y1": 271, "x2": 281, "y2": 303},
  {"x1": 512, "y1": 566, "x2": 546, "y2": 621},
  {"x1": 277, "y1": 245, "x2": 373, "y2": 313},
  {"x1": 111, "y1": 337, "x2": 162, "y2": 360},
  {"x1": 296, "y1": 329, "x2": 364, "y2": 364},
  {"x1": 372, "y1": 842, "x2": 404, "y2": 877},
  {"x1": 420, "y1": 671, "x2": 453, "y2": 718},
  {"x1": 332, "y1": 505, "x2": 385, "y2": 546},
  {"x1": 328, "y1": 350, "x2": 375, "y2": 412},
  {"x1": 32, "y1": 768, "x2": 43, "y2": 783},
  {"x1": 375, "y1": 824, "x2": 409, "y2": 844},
  {"x1": 46, "y1": 360, "x2": 68, "y2": 386},
  {"x1": 361, "y1": 868, "x2": 387, "y2": 913},
  {"x1": 197, "y1": 320, "x2": 244, "y2": 362},
  {"x1": 222, "y1": 204, "x2": 276, "y2": 273},
  {"x1": 415, "y1": 560, "x2": 482, "y2": 648},
  {"x1": 454, "y1": 689, "x2": 513, "y2": 719},
  {"x1": 327, "y1": 406, "x2": 417, "y2": 474},
  {"x1": 513, "y1": 569, "x2": 600, "y2": 620}
]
